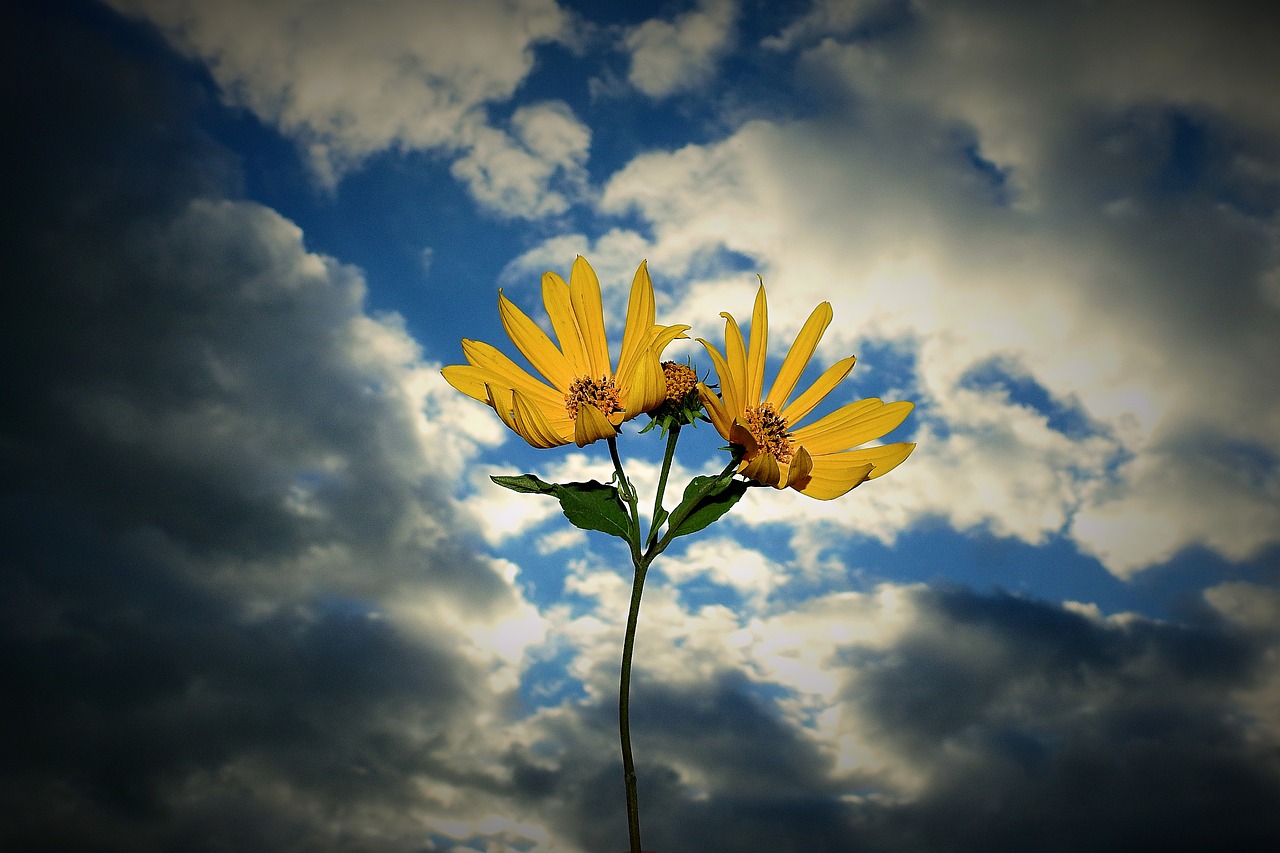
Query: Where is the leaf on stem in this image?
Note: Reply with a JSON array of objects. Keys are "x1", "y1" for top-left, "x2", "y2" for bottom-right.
[
  {"x1": 664, "y1": 473, "x2": 748, "y2": 541},
  {"x1": 491, "y1": 474, "x2": 633, "y2": 543}
]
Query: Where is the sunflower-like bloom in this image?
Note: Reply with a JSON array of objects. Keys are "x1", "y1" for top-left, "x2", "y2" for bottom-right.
[
  {"x1": 443, "y1": 257, "x2": 690, "y2": 448},
  {"x1": 698, "y1": 283, "x2": 915, "y2": 500}
]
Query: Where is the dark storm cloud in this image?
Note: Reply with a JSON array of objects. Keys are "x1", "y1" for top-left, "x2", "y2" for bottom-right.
[
  {"x1": 497, "y1": 588, "x2": 1280, "y2": 853},
  {"x1": 840, "y1": 588, "x2": 1280, "y2": 852},
  {"x1": 2, "y1": 3, "x2": 506, "y2": 849}
]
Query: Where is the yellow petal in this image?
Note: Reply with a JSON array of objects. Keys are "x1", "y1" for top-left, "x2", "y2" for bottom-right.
[
  {"x1": 499, "y1": 291, "x2": 574, "y2": 390},
  {"x1": 460, "y1": 339, "x2": 563, "y2": 409},
  {"x1": 542, "y1": 270, "x2": 589, "y2": 377},
  {"x1": 792, "y1": 400, "x2": 914, "y2": 455},
  {"x1": 648, "y1": 323, "x2": 691, "y2": 354},
  {"x1": 741, "y1": 451, "x2": 784, "y2": 488},
  {"x1": 778, "y1": 354, "x2": 857, "y2": 426},
  {"x1": 619, "y1": 350, "x2": 667, "y2": 417},
  {"x1": 697, "y1": 338, "x2": 743, "y2": 418},
  {"x1": 786, "y1": 445, "x2": 814, "y2": 489},
  {"x1": 721, "y1": 310, "x2": 751, "y2": 405},
  {"x1": 484, "y1": 383, "x2": 522, "y2": 437},
  {"x1": 815, "y1": 442, "x2": 916, "y2": 480},
  {"x1": 795, "y1": 456, "x2": 875, "y2": 500},
  {"x1": 573, "y1": 402, "x2": 619, "y2": 447},
  {"x1": 442, "y1": 364, "x2": 493, "y2": 404},
  {"x1": 698, "y1": 383, "x2": 734, "y2": 438},
  {"x1": 512, "y1": 389, "x2": 570, "y2": 448},
  {"x1": 728, "y1": 419, "x2": 759, "y2": 458},
  {"x1": 619, "y1": 322, "x2": 688, "y2": 391},
  {"x1": 746, "y1": 283, "x2": 768, "y2": 407},
  {"x1": 570, "y1": 256, "x2": 610, "y2": 379},
  {"x1": 765, "y1": 301, "x2": 833, "y2": 409},
  {"x1": 617, "y1": 261, "x2": 656, "y2": 385}
]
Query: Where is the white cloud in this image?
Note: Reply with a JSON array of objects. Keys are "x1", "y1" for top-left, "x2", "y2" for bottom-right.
[
  {"x1": 623, "y1": 0, "x2": 738, "y2": 98},
  {"x1": 107, "y1": 0, "x2": 585, "y2": 216},
  {"x1": 777, "y1": 0, "x2": 1280, "y2": 206},
  {"x1": 450, "y1": 101, "x2": 591, "y2": 218},
  {"x1": 656, "y1": 536, "x2": 787, "y2": 604},
  {"x1": 585, "y1": 90, "x2": 1280, "y2": 575}
]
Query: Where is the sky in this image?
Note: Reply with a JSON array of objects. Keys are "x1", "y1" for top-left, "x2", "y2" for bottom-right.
[{"x1": 4, "y1": 0, "x2": 1280, "y2": 850}]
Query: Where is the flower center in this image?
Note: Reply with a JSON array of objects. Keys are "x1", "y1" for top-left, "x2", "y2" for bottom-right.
[
  {"x1": 565, "y1": 375, "x2": 623, "y2": 420},
  {"x1": 743, "y1": 403, "x2": 794, "y2": 463},
  {"x1": 661, "y1": 361, "x2": 698, "y2": 403}
]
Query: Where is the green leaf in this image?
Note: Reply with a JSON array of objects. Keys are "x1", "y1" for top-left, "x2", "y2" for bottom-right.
[
  {"x1": 491, "y1": 474, "x2": 634, "y2": 544},
  {"x1": 490, "y1": 474, "x2": 553, "y2": 494},
  {"x1": 665, "y1": 473, "x2": 748, "y2": 540}
]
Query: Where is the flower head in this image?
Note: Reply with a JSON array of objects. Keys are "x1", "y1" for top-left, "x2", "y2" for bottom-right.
[
  {"x1": 443, "y1": 257, "x2": 690, "y2": 448},
  {"x1": 698, "y1": 282, "x2": 915, "y2": 499}
]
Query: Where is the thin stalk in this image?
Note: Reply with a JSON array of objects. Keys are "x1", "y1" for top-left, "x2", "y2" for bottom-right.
[
  {"x1": 618, "y1": 554, "x2": 649, "y2": 853},
  {"x1": 645, "y1": 423, "x2": 682, "y2": 552},
  {"x1": 608, "y1": 437, "x2": 643, "y2": 564},
  {"x1": 607, "y1": 436, "x2": 647, "y2": 852}
]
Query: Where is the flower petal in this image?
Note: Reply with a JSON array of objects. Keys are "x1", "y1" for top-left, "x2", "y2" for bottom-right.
[
  {"x1": 697, "y1": 338, "x2": 742, "y2": 418},
  {"x1": 698, "y1": 383, "x2": 734, "y2": 438},
  {"x1": 721, "y1": 309, "x2": 751, "y2": 405},
  {"x1": 795, "y1": 456, "x2": 874, "y2": 500},
  {"x1": 765, "y1": 301, "x2": 833, "y2": 409},
  {"x1": 512, "y1": 388, "x2": 571, "y2": 448},
  {"x1": 573, "y1": 402, "x2": 619, "y2": 447},
  {"x1": 460, "y1": 339, "x2": 563, "y2": 409},
  {"x1": 786, "y1": 445, "x2": 813, "y2": 489},
  {"x1": 570, "y1": 256, "x2": 611, "y2": 379},
  {"x1": 442, "y1": 364, "x2": 493, "y2": 404},
  {"x1": 741, "y1": 451, "x2": 784, "y2": 488},
  {"x1": 542, "y1": 270, "x2": 589, "y2": 377},
  {"x1": 620, "y1": 350, "x2": 667, "y2": 417},
  {"x1": 499, "y1": 291, "x2": 573, "y2": 390},
  {"x1": 729, "y1": 419, "x2": 759, "y2": 459},
  {"x1": 746, "y1": 283, "x2": 768, "y2": 407},
  {"x1": 484, "y1": 384, "x2": 522, "y2": 437},
  {"x1": 616, "y1": 261, "x2": 656, "y2": 384},
  {"x1": 778, "y1": 354, "x2": 857, "y2": 426},
  {"x1": 792, "y1": 400, "x2": 914, "y2": 455},
  {"x1": 649, "y1": 323, "x2": 691, "y2": 353},
  {"x1": 817, "y1": 442, "x2": 916, "y2": 480}
]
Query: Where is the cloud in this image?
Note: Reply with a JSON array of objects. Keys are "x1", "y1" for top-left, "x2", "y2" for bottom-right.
[
  {"x1": 2, "y1": 7, "x2": 549, "y2": 848},
  {"x1": 521, "y1": 549, "x2": 1280, "y2": 850},
  {"x1": 585, "y1": 1, "x2": 1280, "y2": 576},
  {"x1": 623, "y1": 0, "x2": 738, "y2": 98},
  {"x1": 106, "y1": 0, "x2": 588, "y2": 217},
  {"x1": 772, "y1": 0, "x2": 1280, "y2": 207},
  {"x1": 449, "y1": 100, "x2": 592, "y2": 218},
  {"x1": 9, "y1": 4, "x2": 1280, "y2": 851}
]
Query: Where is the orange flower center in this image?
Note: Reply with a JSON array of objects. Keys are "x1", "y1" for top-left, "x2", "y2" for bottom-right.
[
  {"x1": 661, "y1": 361, "x2": 698, "y2": 402},
  {"x1": 565, "y1": 375, "x2": 623, "y2": 420},
  {"x1": 743, "y1": 403, "x2": 795, "y2": 463}
]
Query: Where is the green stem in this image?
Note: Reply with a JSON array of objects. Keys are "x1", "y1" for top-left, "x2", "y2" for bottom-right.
[
  {"x1": 644, "y1": 457, "x2": 740, "y2": 564},
  {"x1": 645, "y1": 423, "x2": 682, "y2": 552},
  {"x1": 607, "y1": 436, "x2": 646, "y2": 852},
  {"x1": 608, "y1": 437, "x2": 643, "y2": 565},
  {"x1": 619, "y1": 554, "x2": 649, "y2": 853}
]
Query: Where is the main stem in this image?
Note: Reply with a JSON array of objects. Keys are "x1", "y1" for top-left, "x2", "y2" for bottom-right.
[
  {"x1": 619, "y1": 555, "x2": 648, "y2": 853},
  {"x1": 610, "y1": 426, "x2": 682, "y2": 853}
]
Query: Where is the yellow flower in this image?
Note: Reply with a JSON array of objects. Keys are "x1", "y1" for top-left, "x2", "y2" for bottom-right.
[
  {"x1": 443, "y1": 257, "x2": 690, "y2": 448},
  {"x1": 697, "y1": 283, "x2": 916, "y2": 500}
]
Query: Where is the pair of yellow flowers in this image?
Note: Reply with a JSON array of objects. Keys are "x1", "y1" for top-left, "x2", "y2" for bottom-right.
[{"x1": 442, "y1": 257, "x2": 915, "y2": 500}]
